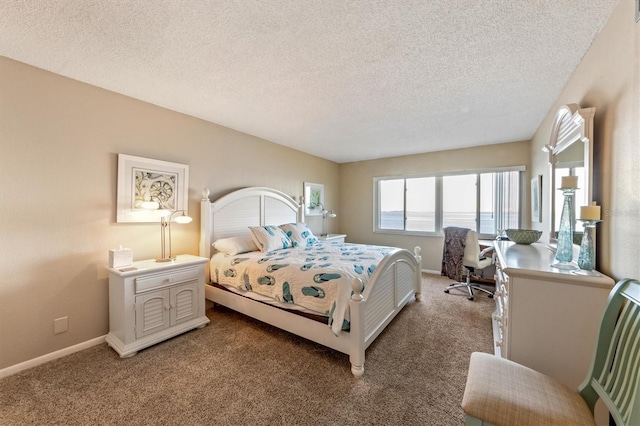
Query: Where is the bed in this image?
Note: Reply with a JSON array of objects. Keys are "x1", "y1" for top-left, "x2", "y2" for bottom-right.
[{"x1": 199, "y1": 187, "x2": 422, "y2": 377}]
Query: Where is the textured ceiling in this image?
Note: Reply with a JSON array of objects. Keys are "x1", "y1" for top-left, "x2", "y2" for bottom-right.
[{"x1": 0, "y1": 1, "x2": 619, "y2": 163}]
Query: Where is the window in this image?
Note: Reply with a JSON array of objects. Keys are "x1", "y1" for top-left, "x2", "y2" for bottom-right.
[
  {"x1": 406, "y1": 177, "x2": 436, "y2": 232},
  {"x1": 375, "y1": 167, "x2": 524, "y2": 238},
  {"x1": 442, "y1": 174, "x2": 476, "y2": 230},
  {"x1": 379, "y1": 179, "x2": 404, "y2": 230}
]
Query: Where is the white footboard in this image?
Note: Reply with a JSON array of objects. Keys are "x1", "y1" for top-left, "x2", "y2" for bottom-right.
[{"x1": 348, "y1": 247, "x2": 422, "y2": 376}]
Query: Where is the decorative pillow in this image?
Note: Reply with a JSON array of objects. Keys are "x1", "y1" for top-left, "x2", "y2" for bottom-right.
[
  {"x1": 213, "y1": 235, "x2": 259, "y2": 255},
  {"x1": 279, "y1": 222, "x2": 318, "y2": 247},
  {"x1": 249, "y1": 225, "x2": 293, "y2": 252}
]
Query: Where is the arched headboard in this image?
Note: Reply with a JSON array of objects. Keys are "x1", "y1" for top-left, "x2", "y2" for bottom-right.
[{"x1": 199, "y1": 187, "x2": 303, "y2": 260}]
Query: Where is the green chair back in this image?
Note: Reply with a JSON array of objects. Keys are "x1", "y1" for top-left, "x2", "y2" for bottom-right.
[{"x1": 579, "y1": 278, "x2": 640, "y2": 425}]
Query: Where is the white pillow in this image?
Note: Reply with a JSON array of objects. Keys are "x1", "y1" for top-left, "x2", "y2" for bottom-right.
[
  {"x1": 213, "y1": 235, "x2": 259, "y2": 255},
  {"x1": 279, "y1": 223, "x2": 318, "y2": 247},
  {"x1": 249, "y1": 225, "x2": 293, "y2": 252}
]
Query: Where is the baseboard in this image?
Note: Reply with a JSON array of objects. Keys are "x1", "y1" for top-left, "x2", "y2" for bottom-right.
[
  {"x1": 422, "y1": 268, "x2": 441, "y2": 275},
  {"x1": 0, "y1": 335, "x2": 106, "y2": 379}
]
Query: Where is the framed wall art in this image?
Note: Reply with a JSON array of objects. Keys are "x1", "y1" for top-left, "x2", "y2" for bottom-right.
[
  {"x1": 116, "y1": 154, "x2": 189, "y2": 223},
  {"x1": 303, "y1": 182, "x2": 324, "y2": 216},
  {"x1": 531, "y1": 175, "x2": 542, "y2": 223}
]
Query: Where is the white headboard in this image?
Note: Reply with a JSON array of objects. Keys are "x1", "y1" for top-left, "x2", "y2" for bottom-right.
[{"x1": 199, "y1": 187, "x2": 303, "y2": 260}]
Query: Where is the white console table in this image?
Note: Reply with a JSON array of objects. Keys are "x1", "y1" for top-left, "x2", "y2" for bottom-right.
[{"x1": 492, "y1": 241, "x2": 614, "y2": 392}]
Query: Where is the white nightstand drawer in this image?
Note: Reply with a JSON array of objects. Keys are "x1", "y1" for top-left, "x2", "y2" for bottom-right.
[{"x1": 135, "y1": 266, "x2": 200, "y2": 294}]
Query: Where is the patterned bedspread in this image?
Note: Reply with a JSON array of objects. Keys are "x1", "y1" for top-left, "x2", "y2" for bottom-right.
[{"x1": 210, "y1": 241, "x2": 396, "y2": 335}]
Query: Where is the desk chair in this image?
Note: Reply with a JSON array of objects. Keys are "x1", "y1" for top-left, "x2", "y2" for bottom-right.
[
  {"x1": 443, "y1": 228, "x2": 494, "y2": 301},
  {"x1": 462, "y1": 278, "x2": 640, "y2": 426}
]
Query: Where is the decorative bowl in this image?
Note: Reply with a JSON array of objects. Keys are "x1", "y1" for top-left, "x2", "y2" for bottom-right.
[{"x1": 505, "y1": 229, "x2": 542, "y2": 245}]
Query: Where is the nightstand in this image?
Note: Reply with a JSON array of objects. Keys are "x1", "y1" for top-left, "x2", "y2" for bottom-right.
[
  {"x1": 105, "y1": 254, "x2": 210, "y2": 357},
  {"x1": 318, "y1": 234, "x2": 347, "y2": 243}
]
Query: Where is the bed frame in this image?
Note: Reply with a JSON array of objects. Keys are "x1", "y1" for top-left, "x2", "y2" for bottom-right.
[{"x1": 199, "y1": 187, "x2": 422, "y2": 377}]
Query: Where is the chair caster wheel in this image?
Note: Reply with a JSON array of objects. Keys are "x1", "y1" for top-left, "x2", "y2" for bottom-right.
[
  {"x1": 488, "y1": 294, "x2": 494, "y2": 299},
  {"x1": 468, "y1": 296, "x2": 474, "y2": 301},
  {"x1": 444, "y1": 289, "x2": 450, "y2": 293}
]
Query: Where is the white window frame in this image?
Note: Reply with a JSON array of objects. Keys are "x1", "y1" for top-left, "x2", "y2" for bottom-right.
[{"x1": 373, "y1": 166, "x2": 526, "y2": 239}]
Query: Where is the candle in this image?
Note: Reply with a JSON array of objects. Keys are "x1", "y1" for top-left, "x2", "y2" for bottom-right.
[
  {"x1": 580, "y1": 202, "x2": 601, "y2": 220},
  {"x1": 561, "y1": 175, "x2": 578, "y2": 189}
]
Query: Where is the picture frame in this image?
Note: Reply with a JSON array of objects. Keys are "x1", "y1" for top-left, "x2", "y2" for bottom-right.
[
  {"x1": 303, "y1": 182, "x2": 324, "y2": 216},
  {"x1": 116, "y1": 154, "x2": 189, "y2": 223},
  {"x1": 531, "y1": 175, "x2": 542, "y2": 223}
]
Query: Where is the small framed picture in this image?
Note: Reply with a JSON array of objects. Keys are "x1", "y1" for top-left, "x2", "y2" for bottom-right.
[
  {"x1": 303, "y1": 182, "x2": 324, "y2": 216},
  {"x1": 116, "y1": 154, "x2": 189, "y2": 223},
  {"x1": 531, "y1": 175, "x2": 542, "y2": 223}
]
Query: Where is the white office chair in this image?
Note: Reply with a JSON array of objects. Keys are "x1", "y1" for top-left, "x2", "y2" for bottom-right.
[{"x1": 443, "y1": 228, "x2": 494, "y2": 301}]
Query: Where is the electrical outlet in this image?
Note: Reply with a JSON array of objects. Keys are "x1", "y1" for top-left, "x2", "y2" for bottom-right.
[{"x1": 54, "y1": 317, "x2": 68, "y2": 334}]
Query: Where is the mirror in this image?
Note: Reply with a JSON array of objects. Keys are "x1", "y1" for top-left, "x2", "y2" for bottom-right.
[{"x1": 544, "y1": 104, "x2": 594, "y2": 244}]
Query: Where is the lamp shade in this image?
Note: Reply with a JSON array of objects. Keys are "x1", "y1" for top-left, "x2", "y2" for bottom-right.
[{"x1": 174, "y1": 214, "x2": 192, "y2": 224}]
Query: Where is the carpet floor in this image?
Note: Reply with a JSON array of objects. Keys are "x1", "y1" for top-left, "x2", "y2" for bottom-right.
[{"x1": 0, "y1": 274, "x2": 495, "y2": 425}]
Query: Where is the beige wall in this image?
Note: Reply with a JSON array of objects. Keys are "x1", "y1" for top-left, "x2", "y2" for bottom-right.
[
  {"x1": 529, "y1": 0, "x2": 640, "y2": 280},
  {"x1": 0, "y1": 57, "x2": 339, "y2": 369},
  {"x1": 338, "y1": 141, "x2": 531, "y2": 271}
]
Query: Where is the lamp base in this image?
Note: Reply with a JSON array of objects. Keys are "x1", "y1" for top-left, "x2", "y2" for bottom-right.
[
  {"x1": 571, "y1": 269, "x2": 600, "y2": 276},
  {"x1": 550, "y1": 261, "x2": 578, "y2": 270},
  {"x1": 155, "y1": 257, "x2": 176, "y2": 263}
]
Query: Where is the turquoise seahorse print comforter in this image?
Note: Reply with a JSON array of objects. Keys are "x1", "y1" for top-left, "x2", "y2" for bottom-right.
[{"x1": 210, "y1": 241, "x2": 395, "y2": 335}]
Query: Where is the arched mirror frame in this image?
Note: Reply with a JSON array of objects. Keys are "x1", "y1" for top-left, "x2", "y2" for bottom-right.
[{"x1": 543, "y1": 104, "x2": 595, "y2": 244}]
